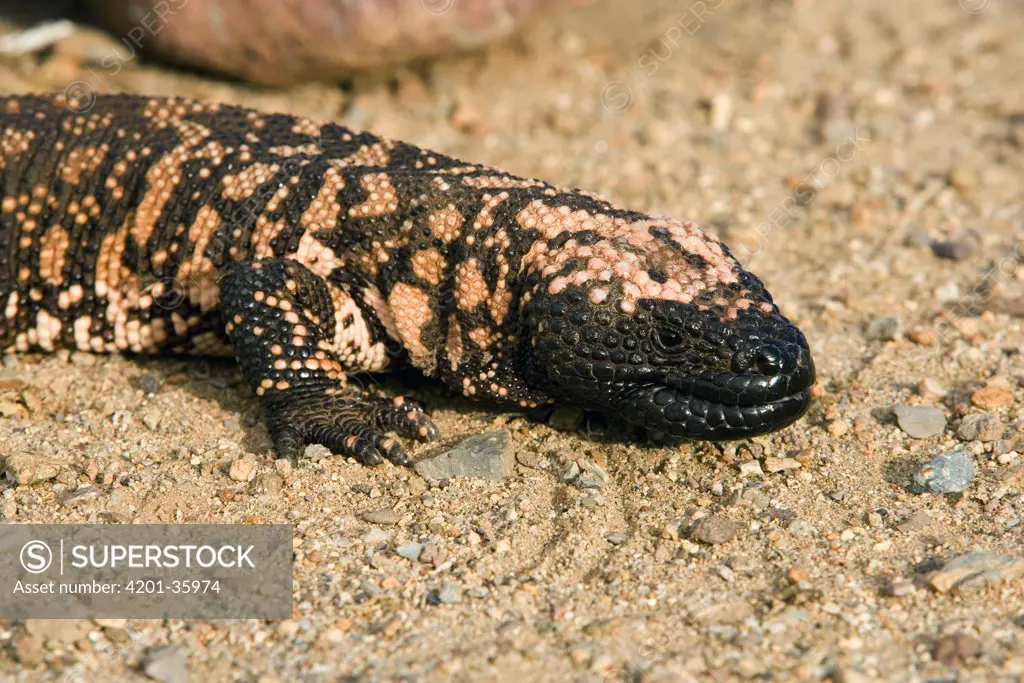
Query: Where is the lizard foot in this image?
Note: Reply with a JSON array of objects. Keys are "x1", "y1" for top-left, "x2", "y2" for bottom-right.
[{"x1": 265, "y1": 391, "x2": 439, "y2": 466}]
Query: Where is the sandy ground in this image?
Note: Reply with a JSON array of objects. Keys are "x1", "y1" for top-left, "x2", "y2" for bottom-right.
[{"x1": 0, "y1": 0, "x2": 1023, "y2": 681}]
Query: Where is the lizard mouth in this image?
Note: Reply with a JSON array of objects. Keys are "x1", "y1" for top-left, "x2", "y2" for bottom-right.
[{"x1": 612, "y1": 356, "x2": 816, "y2": 440}]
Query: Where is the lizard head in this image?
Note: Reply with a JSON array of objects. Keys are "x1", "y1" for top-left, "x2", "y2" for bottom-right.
[{"x1": 520, "y1": 213, "x2": 814, "y2": 441}]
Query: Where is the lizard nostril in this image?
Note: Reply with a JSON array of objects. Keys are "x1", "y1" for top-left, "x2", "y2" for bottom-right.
[{"x1": 732, "y1": 343, "x2": 788, "y2": 375}]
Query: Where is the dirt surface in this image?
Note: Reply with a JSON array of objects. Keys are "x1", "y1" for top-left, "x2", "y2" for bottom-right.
[{"x1": 0, "y1": 0, "x2": 1023, "y2": 681}]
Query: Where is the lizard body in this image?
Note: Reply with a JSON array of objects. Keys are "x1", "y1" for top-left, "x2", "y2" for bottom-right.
[{"x1": 0, "y1": 93, "x2": 814, "y2": 465}]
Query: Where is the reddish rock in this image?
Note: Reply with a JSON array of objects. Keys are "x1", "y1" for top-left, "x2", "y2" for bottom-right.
[{"x1": 85, "y1": 0, "x2": 567, "y2": 85}]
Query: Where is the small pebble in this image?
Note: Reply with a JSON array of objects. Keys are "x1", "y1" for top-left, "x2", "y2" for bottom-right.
[
  {"x1": 935, "y1": 281, "x2": 960, "y2": 303},
  {"x1": 948, "y1": 165, "x2": 978, "y2": 193},
  {"x1": 931, "y1": 238, "x2": 975, "y2": 261},
  {"x1": 143, "y1": 646, "x2": 188, "y2": 683},
  {"x1": 888, "y1": 578, "x2": 915, "y2": 597},
  {"x1": 764, "y1": 457, "x2": 801, "y2": 473},
  {"x1": 414, "y1": 430, "x2": 513, "y2": 481},
  {"x1": 786, "y1": 564, "x2": 810, "y2": 584},
  {"x1": 228, "y1": 459, "x2": 255, "y2": 482},
  {"x1": 363, "y1": 528, "x2": 390, "y2": 546},
  {"x1": 908, "y1": 327, "x2": 937, "y2": 345},
  {"x1": 866, "y1": 316, "x2": 903, "y2": 341},
  {"x1": 738, "y1": 460, "x2": 763, "y2": 477},
  {"x1": 957, "y1": 413, "x2": 1003, "y2": 442},
  {"x1": 418, "y1": 543, "x2": 447, "y2": 566},
  {"x1": 136, "y1": 373, "x2": 161, "y2": 395},
  {"x1": 5, "y1": 452, "x2": 64, "y2": 486},
  {"x1": 561, "y1": 457, "x2": 608, "y2": 490},
  {"x1": 568, "y1": 644, "x2": 592, "y2": 668},
  {"x1": 893, "y1": 405, "x2": 946, "y2": 439},
  {"x1": 604, "y1": 531, "x2": 629, "y2": 545},
  {"x1": 787, "y1": 520, "x2": 816, "y2": 536},
  {"x1": 690, "y1": 515, "x2": 738, "y2": 545},
  {"x1": 428, "y1": 582, "x2": 462, "y2": 605},
  {"x1": 397, "y1": 543, "x2": 424, "y2": 560},
  {"x1": 928, "y1": 550, "x2": 1024, "y2": 594},
  {"x1": 896, "y1": 511, "x2": 932, "y2": 532},
  {"x1": 917, "y1": 377, "x2": 947, "y2": 400},
  {"x1": 933, "y1": 633, "x2": 981, "y2": 666},
  {"x1": 359, "y1": 508, "x2": 401, "y2": 526},
  {"x1": 971, "y1": 377, "x2": 1014, "y2": 410},
  {"x1": 913, "y1": 450, "x2": 975, "y2": 494},
  {"x1": 832, "y1": 667, "x2": 876, "y2": 683},
  {"x1": 61, "y1": 486, "x2": 100, "y2": 506}
]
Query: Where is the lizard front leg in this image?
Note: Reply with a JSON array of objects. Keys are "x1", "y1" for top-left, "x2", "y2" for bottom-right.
[{"x1": 220, "y1": 258, "x2": 438, "y2": 466}]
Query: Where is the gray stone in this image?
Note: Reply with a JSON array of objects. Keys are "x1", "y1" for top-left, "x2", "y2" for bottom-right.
[
  {"x1": 362, "y1": 528, "x2": 390, "y2": 546},
  {"x1": 893, "y1": 405, "x2": 946, "y2": 438},
  {"x1": 60, "y1": 486, "x2": 101, "y2": 507},
  {"x1": 25, "y1": 619, "x2": 91, "y2": 642},
  {"x1": 358, "y1": 508, "x2": 401, "y2": 526},
  {"x1": 143, "y1": 646, "x2": 188, "y2": 683},
  {"x1": 561, "y1": 457, "x2": 608, "y2": 490},
  {"x1": 396, "y1": 543, "x2": 424, "y2": 560},
  {"x1": 957, "y1": 412, "x2": 1003, "y2": 442},
  {"x1": 738, "y1": 460, "x2": 763, "y2": 477},
  {"x1": 866, "y1": 316, "x2": 903, "y2": 341},
  {"x1": 931, "y1": 238, "x2": 975, "y2": 261},
  {"x1": 787, "y1": 519, "x2": 816, "y2": 536},
  {"x1": 4, "y1": 452, "x2": 64, "y2": 486},
  {"x1": 437, "y1": 582, "x2": 462, "y2": 604},
  {"x1": 913, "y1": 450, "x2": 975, "y2": 494},
  {"x1": 928, "y1": 551, "x2": 1024, "y2": 594},
  {"x1": 691, "y1": 515, "x2": 738, "y2": 545},
  {"x1": 136, "y1": 373, "x2": 161, "y2": 395},
  {"x1": 414, "y1": 430, "x2": 513, "y2": 481},
  {"x1": 887, "y1": 578, "x2": 915, "y2": 597},
  {"x1": 604, "y1": 531, "x2": 629, "y2": 545}
]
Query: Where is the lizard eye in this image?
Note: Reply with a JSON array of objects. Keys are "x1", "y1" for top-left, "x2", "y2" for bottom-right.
[{"x1": 653, "y1": 328, "x2": 684, "y2": 351}]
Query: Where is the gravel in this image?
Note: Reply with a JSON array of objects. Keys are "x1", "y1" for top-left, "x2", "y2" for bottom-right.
[{"x1": 560, "y1": 456, "x2": 609, "y2": 489}]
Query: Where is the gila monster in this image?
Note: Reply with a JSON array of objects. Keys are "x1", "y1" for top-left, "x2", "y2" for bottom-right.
[{"x1": 0, "y1": 93, "x2": 815, "y2": 466}]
